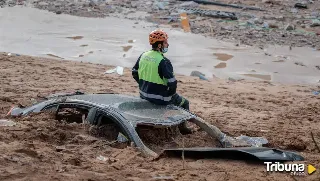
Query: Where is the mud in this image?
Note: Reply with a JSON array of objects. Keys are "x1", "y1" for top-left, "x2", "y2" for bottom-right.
[
  {"x1": 0, "y1": 53, "x2": 319, "y2": 180},
  {"x1": 1, "y1": 7, "x2": 320, "y2": 84}
]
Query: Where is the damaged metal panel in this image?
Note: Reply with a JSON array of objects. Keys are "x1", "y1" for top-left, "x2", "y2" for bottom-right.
[{"x1": 162, "y1": 147, "x2": 304, "y2": 162}]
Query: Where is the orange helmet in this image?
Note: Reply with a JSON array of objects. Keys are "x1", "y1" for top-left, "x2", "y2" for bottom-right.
[{"x1": 149, "y1": 30, "x2": 168, "y2": 45}]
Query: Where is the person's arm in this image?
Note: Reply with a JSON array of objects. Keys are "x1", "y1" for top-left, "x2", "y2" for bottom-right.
[
  {"x1": 132, "y1": 54, "x2": 143, "y2": 83},
  {"x1": 159, "y1": 57, "x2": 177, "y2": 96}
]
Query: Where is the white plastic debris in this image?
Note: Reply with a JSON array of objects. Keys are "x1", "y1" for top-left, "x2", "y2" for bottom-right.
[
  {"x1": 104, "y1": 66, "x2": 124, "y2": 75},
  {"x1": 235, "y1": 135, "x2": 268, "y2": 147},
  {"x1": 96, "y1": 155, "x2": 108, "y2": 162},
  {"x1": 0, "y1": 119, "x2": 16, "y2": 127},
  {"x1": 117, "y1": 132, "x2": 129, "y2": 143}
]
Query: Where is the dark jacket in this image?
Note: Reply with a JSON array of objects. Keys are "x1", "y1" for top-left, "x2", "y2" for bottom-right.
[{"x1": 132, "y1": 51, "x2": 177, "y2": 105}]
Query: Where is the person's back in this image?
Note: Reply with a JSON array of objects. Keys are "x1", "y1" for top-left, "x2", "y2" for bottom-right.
[{"x1": 131, "y1": 29, "x2": 192, "y2": 134}]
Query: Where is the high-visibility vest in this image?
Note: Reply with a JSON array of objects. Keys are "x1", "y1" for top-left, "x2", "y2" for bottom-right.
[{"x1": 138, "y1": 50, "x2": 168, "y2": 85}]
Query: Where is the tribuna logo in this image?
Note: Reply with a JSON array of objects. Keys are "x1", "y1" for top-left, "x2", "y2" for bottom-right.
[{"x1": 264, "y1": 162, "x2": 306, "y2": 176}]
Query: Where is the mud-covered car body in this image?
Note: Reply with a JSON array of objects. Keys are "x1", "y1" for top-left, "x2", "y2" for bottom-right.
[{"x1": 7, "y1": 91, "x2": 304, "y2": 162}]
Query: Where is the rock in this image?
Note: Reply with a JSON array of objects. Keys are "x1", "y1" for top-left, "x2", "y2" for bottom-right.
[
  {"x1": 316, "y1": 30, "x2": 320, "y2": 36},
  {"x1": 253, "y1": 18, "x2": 263, "y2": 24},
  {"x1": 294, "y1": 3, "x2": 308, "y2": 9},
  {"x1": 268, "y1": 21, "x2": 279, "y2": 28},
  {"x1": 285, "y1": 24, "x2": 295, "y2": 30},
  {"x1": 301, "y1": 24, "x2": 306, "y2": 28},
  {"x1": 291, "y1": 8, "x2": 298, "y2": 14},
  {"x1": 56, "y1": 11, "x2": 62, "y2": 14},
  {"x1": 275, "y1": 16, "x2": 284, "y2": 21},
  {"x1": 38, "y1": 2, "x2": 49, "y2": 6},
  {"x1": 179, "y1": 1, "x2": 199, "y2": 8},
  {"x1": 221, "y1": 26, "x2": 233, "y2": 31},
  {"x1": 56, "y1": 146, "x2": 66, "y2": 152},
  {"x1": 310, "y1": 19, "x2": 320, "y2": 27},
  {"x1": 262, "y1": 0, "x2": 273, "y2": 3},
  {"x1": 130, "y1": 1, "x2": 139, "y2": 8}
]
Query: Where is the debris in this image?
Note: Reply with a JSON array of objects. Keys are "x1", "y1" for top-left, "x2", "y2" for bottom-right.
[
  {"x1": 0, "y1": 119, "x2": 16, "y2": 127},
  {"x1": 285, "y1": 24, "x2": 295, "y2": 31},
  {"x1": 179, "y1": 0, "x2": 264, "y2": 11},
  {"x1": 176, "y1": 7, "x2": 238, "y2": 20},
  {"x1": 312, "y1": 91, "x2": 319, "y2": 95},
  {"x1": 180, "y1": 13, "x2": 191, "y2": 32},
  {"x1": 178, "y1": 1, "x2": 199, "y2": 8},
  {"x1": 294, "y1": 62, "x2": 306, "y2": 67},
  {"x1": 117, "y1": 132, "x2": 129, "y2": 143},
  {"x1": 96, "y1": 155, "x2": 108, "y2": 162},
  {"x1": 268, "y1": 21, "x2": 279, "y2": 28},
  {"x1": 55, "y1": 146, "x2": 66, "y2": 152},
  {"x1": 310, "y1": 19, "x2": 320, "y2": 27},
  {"x1": 294, "y1": 3, "x2": 307, "y2": 9},
  {"x1": 96, "y1": 155, "x2": 118, "y2": 163},
  {"x1": 263, "y1": 22, "x2": 269, "y2": 28},
  {"x1": 153, "y1": 175, "x2": 174, "y2": 180},
  {"x1": 291, "y1": 8, "x2": 298, "y2": 14},
  {"x1": 190, "y1": 71, "x2": 209, "y2": 81},
  {"x1": 104, "y1": 66, "x2": 124, "y2": 76},
  {"x1": 235, "y1": 135, "x2": 268, "y2": 147},
  {"x1": 253, "y1": 18, "x2": 263, "y2": 24}
]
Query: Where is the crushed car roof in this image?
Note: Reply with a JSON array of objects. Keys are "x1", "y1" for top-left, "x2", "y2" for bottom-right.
[{"x1": 11, "y1": 92, "x2": 196, "y2": 127}]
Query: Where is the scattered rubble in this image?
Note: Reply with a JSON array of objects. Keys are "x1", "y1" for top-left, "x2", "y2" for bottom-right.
[{"x1": 1, "y1": 0, "x2": 320, "y2": 49}]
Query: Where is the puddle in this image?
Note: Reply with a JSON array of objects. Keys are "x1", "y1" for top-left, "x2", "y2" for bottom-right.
[
  {"x1": 122, "y1": 45, "x2": 133, "y2": 52},
  {"x1": 79, "y1": 55, "x2": 84, "y2": 57},
  {"x1": 242, "y1": 74, "x2": 271, "y2": 81},
  {"x1": 46, "y1": 54, "x2": 63, "y2": 59},
  {"x1": 250, "y1": 70, "x2": 256, "y2": 72},
  {"x1": 255, "y1": 63, "x2": 262, "y2": 64},
  {"x1": 213, "y1": 53, "x2": 234, "y2": 61},
  {"x1": 273, "y1": 60, "x2": 285, "y2": 62},
  {"x1": 0, "y1": 119, "x2": 16, "y2": 127},
  {"x1": 214, "y1": 62, "x2": 227, "y2": 68},
  {"x1": 88, "y1": 51, "x2": 93, "y2": 54},
  {"x1": 80, "y1": 44, "x2": 88, "y2": 47},
  {"x1": 66, "y1": 36, "x2": 83, "y2": 40}
]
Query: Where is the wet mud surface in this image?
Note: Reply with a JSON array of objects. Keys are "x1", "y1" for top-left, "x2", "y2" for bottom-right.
[{"x1": 0, "y1": 53, "x2": 319, "y2": 180}]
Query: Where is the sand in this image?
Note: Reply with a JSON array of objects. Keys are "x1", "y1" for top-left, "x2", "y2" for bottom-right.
[{"x1": 0, "y1": 53, "x2": 319, "y2": 180}]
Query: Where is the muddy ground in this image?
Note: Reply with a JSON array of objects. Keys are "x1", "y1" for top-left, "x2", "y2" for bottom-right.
[
  {"x1": 0, "y1": 52, "x2": 320, "y2": 180},
  {"x1": 1, "y1": 0, "x2": 320, "y2": 49}
]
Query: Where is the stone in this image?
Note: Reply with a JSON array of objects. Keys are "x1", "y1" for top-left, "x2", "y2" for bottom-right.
[
  {"x1": 179, "y1": 1, "x2": 199, "y2": 8},
  {"x1": 310, "y1": 19, "x2": 320, "y2": 27},
  {"x1": 285, "y1": 24, "x2": 295, "y2": 30},
  {"x1": 253, "y1": 18, "x2": 263, "y2": 24},
  {"x1": 38, "y1": 2, "x2": 49, "y2": 6}
]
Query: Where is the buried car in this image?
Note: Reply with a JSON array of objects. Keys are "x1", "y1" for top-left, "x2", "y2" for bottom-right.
[{"x1": 6, "y1": 91, "x2": 304, "y2": 162}]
